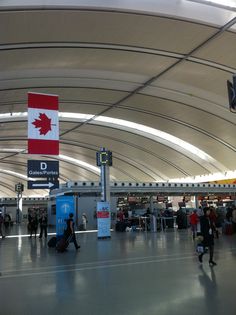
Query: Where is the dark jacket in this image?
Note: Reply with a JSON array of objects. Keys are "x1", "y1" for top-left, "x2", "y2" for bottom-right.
[
  {"x1": 65, "y1": 218, "x2": 75, "y2": 236},
  {"x1": 200, "y1": 215, "x2": 214, "y2": 246},
  {"x1": 39, "y1": 215, "x2": 47, "y2": 226}
]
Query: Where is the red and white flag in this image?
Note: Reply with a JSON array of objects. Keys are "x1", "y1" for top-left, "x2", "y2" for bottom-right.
[{"x1": 28, "y1": 92, "x2": 59, "y2": 155}]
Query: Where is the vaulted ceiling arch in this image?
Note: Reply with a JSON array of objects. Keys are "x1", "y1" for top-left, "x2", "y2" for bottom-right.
[{"x1": 0, "y1": 1, "x2": 236, "y2": 196}]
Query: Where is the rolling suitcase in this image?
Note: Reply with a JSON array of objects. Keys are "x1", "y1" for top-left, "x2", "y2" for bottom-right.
[
  {"x1": 56, "y1": 235, "x2": 72, "y2": 252},
  {"x1": 47, "y1": 236, "x2": 57, "y2": 248}
]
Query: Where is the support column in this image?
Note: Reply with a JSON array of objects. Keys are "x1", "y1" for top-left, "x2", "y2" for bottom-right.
[
  {"x1": 96, "y1": 148, "x2": 112, "y2": 238},
  {"x1": 101, "y1": 163, "x2": 110, "y2": 202}
]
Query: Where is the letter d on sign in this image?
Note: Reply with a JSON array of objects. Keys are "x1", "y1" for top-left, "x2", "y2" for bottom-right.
[{"x1": 40, "y1": 162, "x2": 47, "y2": 170}]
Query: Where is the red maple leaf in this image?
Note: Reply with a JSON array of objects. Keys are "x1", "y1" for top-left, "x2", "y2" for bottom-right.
[{"x1": 32, "y1": 113, "x2": 52, "y2": 135}]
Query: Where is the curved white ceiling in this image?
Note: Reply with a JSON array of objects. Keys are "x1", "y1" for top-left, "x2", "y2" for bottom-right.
[{"x1": 0, "y1": 1, "x2": 236, "y2": 196}]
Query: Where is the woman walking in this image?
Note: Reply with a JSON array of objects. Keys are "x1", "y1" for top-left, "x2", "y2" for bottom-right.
[
  {"x1": 198, "y1": 207, "x2": 217, "y2": 266},
  {"x1": 65, "y1": 213, "x2": 80, "y2": 250}
]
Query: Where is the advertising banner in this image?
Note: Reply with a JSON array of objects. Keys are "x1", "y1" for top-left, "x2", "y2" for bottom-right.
[
  {"x1": 28, "y1": 92, "x2": 59, "y2": 155},
  {"x1": 56, "y1": 196, "x2": 75, "y2": 237},
  {"x1": 97, "y1": 201, "x2": 111, "y2": 238}
]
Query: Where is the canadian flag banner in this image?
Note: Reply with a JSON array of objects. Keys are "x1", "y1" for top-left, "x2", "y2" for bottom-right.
[{"x1": 28, "y1": 92, "x2": 59, "y2": 155}]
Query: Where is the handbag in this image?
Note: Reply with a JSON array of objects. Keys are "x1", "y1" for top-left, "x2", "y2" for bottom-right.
[{"x1": 196, "y1": 243, "x2": 205, "y2": 254}]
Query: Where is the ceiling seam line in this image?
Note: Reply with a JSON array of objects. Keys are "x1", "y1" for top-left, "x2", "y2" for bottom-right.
[{"x1": 1, "y1": 42, "x2": 235, "y2": 73}]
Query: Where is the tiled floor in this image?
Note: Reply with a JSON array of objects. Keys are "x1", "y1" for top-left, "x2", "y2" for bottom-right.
[{"x1": 0, "y1": 224, "x2": 235, "y2": 315}]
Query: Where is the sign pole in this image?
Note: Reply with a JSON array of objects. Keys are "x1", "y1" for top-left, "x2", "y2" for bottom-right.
[
  {"x1": 15, "y1": 183, "x2": 23, "y2": 223},
  {"x1": 101, "y1": 161, "x2": 110, "y2": 203}
]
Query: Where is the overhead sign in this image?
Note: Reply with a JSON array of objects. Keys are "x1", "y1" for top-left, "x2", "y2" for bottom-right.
[
  {"x1": 96, "y1": 150, "x2": 112, "y2": 166},
  {"x1": 27, "y1": 160, "x2": 59, "y2": 178},
  {"x1": 15, "y1": 183, "x2": 24, "y2": 193},
  {"x1": 28, "y1": 180, "x2": 59, "y2": 190},
  {"x1": 28, "y1": 92, "x2": 59, "y2": 155}
]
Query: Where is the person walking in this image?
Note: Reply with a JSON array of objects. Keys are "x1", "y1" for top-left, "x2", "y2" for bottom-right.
[
  {"x1": 190, "y1": 210, "x2": 198, "y2": 240},
  {"x1": 232, "y1": 206, "x2": 236, "y2": 233},
  {"x1": 39, "y1": 211, "x2": 48, "y2": 239},
  {"x1": 209, "y1": 207, "x2": 219, "y2": 239},
  {"x1": 0, "y1": 212, "x2": 5, "y2": 238},
  {"x1": 198, "y1": 207, "x2": 217, "y2": 266},
  {"x1": 29, "y1": 211, "x2": 38, "y2": 238},
  {"x1": 65, "y1": 213, "x2": 80, "y2": 250},
  {"x1": 82, "y1": 213, "x2": 88, "y2": 231}
]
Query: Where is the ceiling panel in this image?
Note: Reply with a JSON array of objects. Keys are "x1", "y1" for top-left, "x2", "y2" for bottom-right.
[
  {"x1": 0, "y1": 11, "x2": 216, "y2": 53},
  {"x1": 120, "y1": 94, "x2": 236, "y2": 148},
  {"x1": 97, "y1": 107, "x2": 234, "y2": 170},
  {"x1": 0, "y1": 88, "x2": 128, "y2": 114},
  {"x1": 193, "y1": 31, "x2": 236, "y2": 68},
  {"x1": 0, "y1": 48, "x2": 176, "y2": 79},
  {"x1": 152, "y1": 61, "x2": 231, "y2": 97}
]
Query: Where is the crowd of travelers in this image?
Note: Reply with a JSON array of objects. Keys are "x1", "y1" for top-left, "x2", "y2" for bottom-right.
[
  {"x1": 115, "y1": 204, "x2": 236, "y2": 266},
  {"x1": 1, "y1": 203, "x2": 236, "y2": 261}
]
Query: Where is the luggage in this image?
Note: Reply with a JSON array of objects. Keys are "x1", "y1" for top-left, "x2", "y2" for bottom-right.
[
  {"x1": 115, "y1": 221, "x2": 126, "y2": 232},
  {"x1": 56, "y1": 235, "x2": 71, "y2": 252},
  {"x1": 196, "y1": 243, "x2": 205, "y2": 254},
  {"x1": 47, "y1": 236, "x2": 57, "y2": 248}
]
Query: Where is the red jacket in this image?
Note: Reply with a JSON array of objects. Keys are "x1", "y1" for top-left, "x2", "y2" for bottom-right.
[{"x1": 190, "y1": 212, "x2": 198, "y2": 225}]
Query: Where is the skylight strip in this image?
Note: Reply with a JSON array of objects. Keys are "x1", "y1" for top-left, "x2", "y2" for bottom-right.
[
  {"x1": 94, "y1": 116, "x2": 214, "y2": 162},
  {"x1": 170, "y1": 169, "x2": 236, "y2": 183},
  {"x1": 0, "y1": 111, "x2": 222, "y2": 170},
  {"x1": 59, "y1": 154, "x2": 100, "y2": 174},
  {"x1": 0, "y1": 169, "x2": 35, "y2": 181},
  {"x1": 187, "y1": 0, "x2": 236, "y2": 10}
]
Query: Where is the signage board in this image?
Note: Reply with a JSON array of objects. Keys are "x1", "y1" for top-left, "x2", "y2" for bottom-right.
[
  {"x1": 96, "y1": 150, "x2": 112, "y2": 166},
  {"x1": 28, "y1": 180, "x2": 59, "y2": 190},
  {"x1": 27, "y1": 160, "x2": 59, "y2": 178},
  {"x1": 56, "y1": 196, "x2": 75, "y2": 237},
  {"x1": 97, "y1": 201, "x2": 111, "y2": 238},
  {"x1": 15, "y1": 183, "x2": 24, "y2": 193}
]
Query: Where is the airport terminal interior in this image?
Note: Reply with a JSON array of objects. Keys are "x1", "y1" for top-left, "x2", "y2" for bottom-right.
[{"x1": 1, "y1": 1, "x2": 236, "y2": 314}]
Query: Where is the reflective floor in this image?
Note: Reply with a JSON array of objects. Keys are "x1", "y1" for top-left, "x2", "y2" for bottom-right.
[{"x1": 0, "y1": 224, "x2": 236, "y2": 315}]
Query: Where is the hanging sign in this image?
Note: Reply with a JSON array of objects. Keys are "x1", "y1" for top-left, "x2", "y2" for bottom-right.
[
  {"x1": 27, "y1": 160, "x2": 59, "y2": 178},
  {"x1": 28, "y1": 92, "x2": 59, "y2": 155}
]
